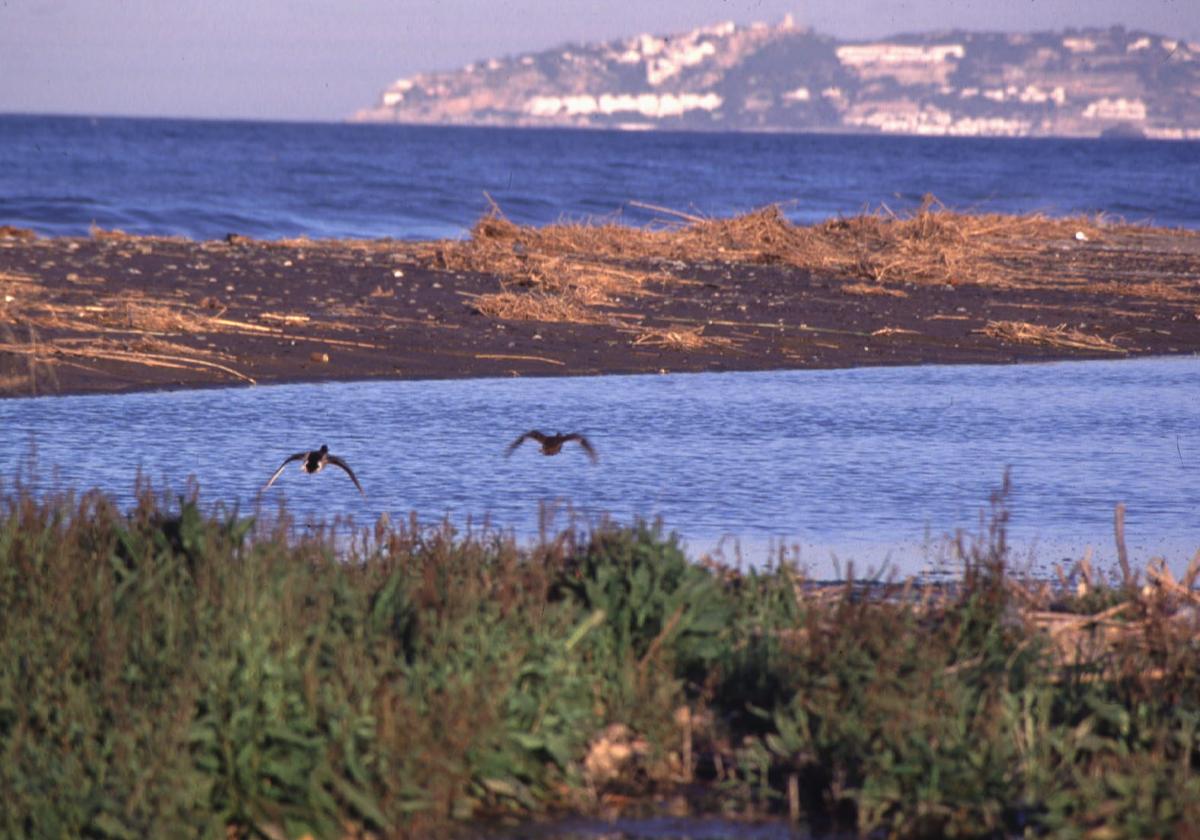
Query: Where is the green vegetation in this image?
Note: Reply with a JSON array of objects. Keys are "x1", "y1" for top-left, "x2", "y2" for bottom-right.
[{"x1": 1, "y1": 482, "x2": 1198, "y2": 838}]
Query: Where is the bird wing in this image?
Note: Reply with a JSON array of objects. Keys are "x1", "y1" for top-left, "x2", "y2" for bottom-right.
[
  {"x1": 505, "y1": 430, "x2": 546, "y2": 457},
  {"x1": 325, "y1": 454, "x2": 366, "y2": 496},
  {"x1": 263, "y1": 451, "x2": 308, "y2": 490},
  {"x1": 564, "y1": 433, "x2": 599, "y2": 463}
]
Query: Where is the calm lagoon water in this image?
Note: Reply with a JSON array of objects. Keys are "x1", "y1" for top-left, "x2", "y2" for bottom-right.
[{"x1": 2, "y1": 356, "x2": 1197, "y2": 578}]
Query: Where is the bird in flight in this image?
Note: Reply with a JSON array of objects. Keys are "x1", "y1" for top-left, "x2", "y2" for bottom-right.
[
  {"x1": 506, "y1": 430, "x2": 598, "y2": 463},
  {"x1": 262, "y1": 444, "x2": 365, "y2": 495}
]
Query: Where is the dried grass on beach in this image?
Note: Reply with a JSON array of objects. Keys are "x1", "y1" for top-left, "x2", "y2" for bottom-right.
[
  {"x1": 2, "y1": 281, "x2": 260, "y2": 386},
  {"x1": 88, "y1": 225, "x2": 189, "y2": 246},
  {"x1": 631, "y1": 325, "x2": 738, "y2": 351},
  {"x1": 473, "y1": 290, "x2": 608, "y2": 324},
  {"x1": 105, "y1": 298, "x2": 217, "y2": 333},
  {"x1": 976, "y1": 319, "x2": 1127, "y2": 353},
  {"x1": 438, "y1": 211, "x2": 671, "y2": 315},
  {"x1": 841, "y1": 281, "x2": 909, "y2": 298},
  {"x1": 432, "y1": 196, "x2": 1182, "y2": 326}
]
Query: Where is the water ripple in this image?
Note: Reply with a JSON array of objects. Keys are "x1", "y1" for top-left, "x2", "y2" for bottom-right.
[
  {"x1": 3, "y1": 116, "x2": 1199, "y2": 240},
  {"x1": 2, "y1": 357, "x2": 1197, "y2": 577}
]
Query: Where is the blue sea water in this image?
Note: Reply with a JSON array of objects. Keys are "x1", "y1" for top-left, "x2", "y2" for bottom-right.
[{"x1": 1, "y1": 113, "x2": 1198, "y2": 240}]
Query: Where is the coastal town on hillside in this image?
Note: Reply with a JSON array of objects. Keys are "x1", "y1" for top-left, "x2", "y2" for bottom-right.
[{"x1": 353, "y1": 17, "x2": 1200, "y2": 139}]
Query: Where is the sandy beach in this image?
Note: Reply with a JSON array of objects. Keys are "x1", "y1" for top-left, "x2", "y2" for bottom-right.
[{"x1": 2, "y1": 209, "x2": 1198, "y2": 398}]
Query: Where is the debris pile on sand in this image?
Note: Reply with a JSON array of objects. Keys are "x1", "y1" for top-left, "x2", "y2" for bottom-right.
[
  {"x1": 430, "y1": 197, "x2": 1194, "y2": 332},
  {"x1": 977, "y1": 320, "x2": 1126, "y2": 353}
]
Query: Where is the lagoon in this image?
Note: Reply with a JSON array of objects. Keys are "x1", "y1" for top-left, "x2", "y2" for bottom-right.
[{"x1": 2, "y1": 356, "x2": 1197, "y2": 578}]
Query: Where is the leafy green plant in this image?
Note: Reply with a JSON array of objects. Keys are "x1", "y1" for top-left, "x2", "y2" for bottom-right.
[
  {"x1": 558, "y1": 521, "x2": 732, "y2": 675},
  {"x1": 2, "y1": 481, "x2": 1199, "y2": 838}
]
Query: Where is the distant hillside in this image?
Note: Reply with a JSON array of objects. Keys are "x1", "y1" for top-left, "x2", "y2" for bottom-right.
[{"x1": 352, "y1": 18, "x2": 1200, "y2": 139}]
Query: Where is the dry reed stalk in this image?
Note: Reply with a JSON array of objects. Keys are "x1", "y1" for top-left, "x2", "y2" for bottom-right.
[
  {"x1": 473, "y1": 291, "x2": 606, "y2": 324},
  {"x1": 15, "y1": 281, "x2": 391, "y2": 356},
  {"x1": 285, "y1": 333, "x2": 384, "y2": 350},
  {"x1": 841, "y1": 282, "x2": 908, "y2": 297},
  {"x1": 0, "y1": 225, "x2": 37, "y2": 241},
  {"x1": 434, "y1": 198, "x2": 1174, "y2": 327},
  {"x1": 111, "y1": 300, "x2": 215, "y2": 333},
  {"x1": 1183, "y1": 550, "x2": 1200, "y2": 590},
  {"x1": 270, "y1": 236, "x2": 316, "y2": 248},
  {"x1": 1144, "y1": 553, "x2": 1200, "y2": 604},
  {"x1": 1018, "y1": 546, "x2": 1200, "y2": 675},
  {"x1": 87, "y1": 226, "x2": 187, "y2": 245},
  {"x1": 259, "y1": 312, "x2": 311, "y2": 324},
  {"x1": 324, "y1": 301, "x2": 372, "y2": 320},
  {"x1": 1029, "y1": 604, "x2": 1133, "y2": 670},
  {"x1": 0, "y1": 270, "x2": 40, "y2": 285},
  {"x1": 976, "y1": 320, "x2": 1126, "y2": 353},
  {"x1": 0, "y1": 335, "x2": 256, "y2": 385},
  {"x1": 631, "y1": 325, "x2": 737, "y2": 351},
  {"x1": 12, "y1": 289, "x2": 218, "y2": 337},
  {"x1": 1144, "y1": 562, "x2": 1191, "y2": 602},
  {"x1": 474, "y1": 352, "x2": 565, "y2": 366},
  {"x1": 76, "y1": 343, "x2": 253, "y2": 383},
  {"x1": 1114, "y1": 503, "x2": 1132, "y2": 587},
  {"x1": 271, "y1": 236, "x2": 317, "y2": 247},
  {"x1": 628, "y1": 200, "x2": 707, "y2": 223},
  {"x1": 88, "y1": 225, "x2": 134, "y2": 241},
  {"x1": 122, "y1": 335, "x2": 235, "y2": 359},
  {"x1": 268, "y1": 235, "x2": 396, "y2": 250},
  {"x1": 871, "y1": 327, "x2": 920, "y2": 337},
  {"x1": 209, "y1": 317, "x2": 277, "y2": 333},
  {"x1": 425, "y1": 212, "x2": 659, "y2": 264},
  {"x1": 808, "y1": 200, "x2": 1089, "y2": 287}
]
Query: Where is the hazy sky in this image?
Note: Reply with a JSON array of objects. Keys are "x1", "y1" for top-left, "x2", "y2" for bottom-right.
[{"x1": 1, "y1": 1, "x2": 1195, "y2": 122}]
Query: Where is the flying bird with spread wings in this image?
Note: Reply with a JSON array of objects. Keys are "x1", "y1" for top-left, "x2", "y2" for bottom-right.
[
  {"x1": 262, "y1": 444, "x2": 365, "y2": 495},
  {"x1": 505, "y1": 430, "x2": 598, "y2": 463}
]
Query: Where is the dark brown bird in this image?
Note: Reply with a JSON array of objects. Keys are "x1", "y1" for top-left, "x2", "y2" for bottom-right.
[
  {"x1": 263, "y1": 444, "x2": 365, "y2": 495},
  {"x1": 506, "y1": 430, "x2": 598, "y2": 463}
]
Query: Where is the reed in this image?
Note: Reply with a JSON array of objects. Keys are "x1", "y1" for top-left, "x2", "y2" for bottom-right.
[
  {"x1": 631, "y1": 325, "x2": 738, "y2": 351},
  {"x1": 430, "y1": 198, "x2": 1200, "y2": 329},
  {"x1": 1, "y1": 479, "x2": 1197, "y2": 838},
  {"x1": 976, "y1": 319, "x2": 1126, "y2": 353}
]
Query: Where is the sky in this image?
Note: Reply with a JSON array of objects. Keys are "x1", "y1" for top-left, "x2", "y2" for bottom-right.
[{"x1": 1, "y1": 0, "x2": 1195, "y2": 122}]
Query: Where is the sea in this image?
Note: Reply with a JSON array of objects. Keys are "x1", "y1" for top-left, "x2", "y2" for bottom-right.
[
  {"x1": 1, "y1": 114, "x2": 1197, "y2": 576},
  {"x1": 2, "y1": 113, "x2": 1199, "y2": 240}
]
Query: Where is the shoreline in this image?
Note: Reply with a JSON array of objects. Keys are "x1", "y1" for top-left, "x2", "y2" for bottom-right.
[
  {"x1": 3, "y1": 209, "x2": 1199, "y2": 399},
  {"x1": 4, "y1": 352, "x2": 1195, "y2": 405}
]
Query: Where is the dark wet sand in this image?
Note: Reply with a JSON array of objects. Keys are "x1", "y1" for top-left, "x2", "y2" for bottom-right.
[{"x1": 2, "y1": 228, "x2": 1198, "y2": 398}]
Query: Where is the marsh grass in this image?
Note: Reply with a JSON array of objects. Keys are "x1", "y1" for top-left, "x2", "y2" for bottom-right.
[{"x1": 1, "y1": 480, "x2": 1198, "y2": 838}]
